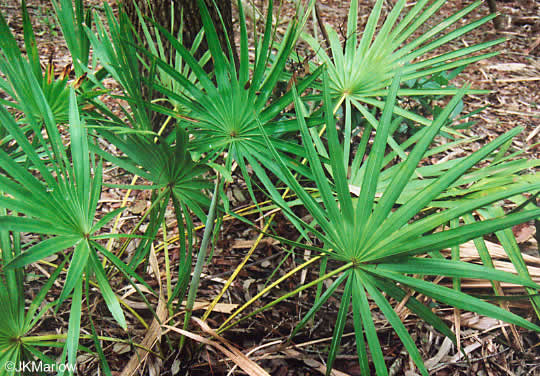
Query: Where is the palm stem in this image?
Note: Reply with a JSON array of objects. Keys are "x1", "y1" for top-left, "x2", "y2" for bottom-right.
[
  {"x1": 218, "y1": 261, "x2": 354, "y2": 333},
  {"x1": 22, "y1": 334, "x2": 157, "y2": 354},
  {"x1": 180, "y1": 176, "x2": 221, "y2": 350}
]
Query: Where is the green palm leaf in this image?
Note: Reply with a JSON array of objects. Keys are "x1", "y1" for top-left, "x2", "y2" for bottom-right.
[
  {"x1": 137, "y1": 0, "x2": 320, "y2": 197},
  {"x1": 302, "y1": 0, "x2": 503, "y2": 163},
  {"x1": 0, "y1": 87, "x2": 133, "y2": 372},
  {"x1": 256, "y1": 71, "x2": 539, "y2": 373}
]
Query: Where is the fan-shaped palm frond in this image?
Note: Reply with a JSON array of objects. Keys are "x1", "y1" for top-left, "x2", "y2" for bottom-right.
[
  {"x1": 250, "y1": 71, "x2": 540, "y2": 374},
  {"x1": 0, "y1": 83, "x2": 136, "y2": 372},
  {"x1": 307, "y1": 0, "x2": 501, "y2": 101},
  {"x1": 143, "y1": 0, "x2": 321, "y2": 194},
  {"x1": 303, "y1": 0, "x2": 503, "y2": 163}
]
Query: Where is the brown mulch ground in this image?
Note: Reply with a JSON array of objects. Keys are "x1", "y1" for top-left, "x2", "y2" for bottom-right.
[{"x1": 1, "y1": 0, "x2": 539, "y2": 375}]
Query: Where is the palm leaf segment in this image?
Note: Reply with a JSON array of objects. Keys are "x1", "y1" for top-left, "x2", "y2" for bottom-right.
[{"x1": 261, "y1": 72, "x2": 540, "y2": 375}]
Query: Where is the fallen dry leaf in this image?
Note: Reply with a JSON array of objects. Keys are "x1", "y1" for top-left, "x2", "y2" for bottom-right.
[
  {"x1": 487, "y1": 63, "x2": 528, "y2": 71},
  {"x1": 121, "y1": 246, "x2": 168, "y2": 376},
  {"x1": 163, "y1": 321, "x2": 270, "y2": 376},
  {"x1": 443, "y1": 311, "x2": 502, "y2": 331},
  {"x1": 513, "y1": 223, "x2": 536, "y2": 243},
  {"x1": 130, "y1": 200, "x2": 147, "y2": 214},
  {"x1": 179, "y1": 300, "x2": 238, "y2": 314}
]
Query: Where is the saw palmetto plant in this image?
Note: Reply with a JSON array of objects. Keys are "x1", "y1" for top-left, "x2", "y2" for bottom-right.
[
  {"x1": 141, "y1": 0, "x2": 324, "y2": 194},
  {"x1": 92, "y1": 127, "x2": 212, "y2": 313},
  {"x1": 0, "y1": 81, "x2": 136, "y2": 371},
  {"x1": 226, "y1": 72, "x2": 540, "y2": 374},
  {"x1": 303, "y1": 0, "x2": 504, "y2": 163},
  {"x1": 0, "y1": 0, "x2": 538, "y2": 375}
]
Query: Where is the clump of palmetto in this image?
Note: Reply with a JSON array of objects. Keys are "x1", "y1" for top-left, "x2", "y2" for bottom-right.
[{"x1": 0, "y1": 0, "x2": 538, "y2": 375}]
